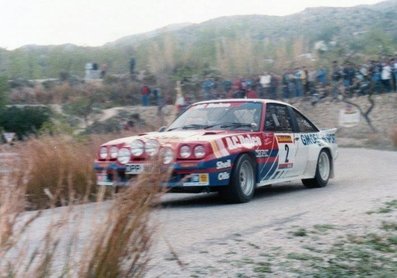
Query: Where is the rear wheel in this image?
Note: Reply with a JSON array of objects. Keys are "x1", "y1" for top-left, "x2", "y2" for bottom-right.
[
  {"x1": 302, "y1": 150, "x2": 331, "y2": 188},
  {"x1": 221, "y1": 154, "x2": 256, "y2": 203}
]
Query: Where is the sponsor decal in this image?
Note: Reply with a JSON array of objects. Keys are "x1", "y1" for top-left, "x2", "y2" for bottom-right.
[
  {"x1": 255, "y1": 150, "x2": 270, "y2": 158},
  {"x1": 301, "y1": 134, "x2": 319, "y2": 145},
  {"x1": 207, "y1": 103, "x2": 231, "y2": 108},
  {"x1": 278, "y1": 163, "x2": 293, "y2": 169},
  {"x1": 321, "y1": 134, "x2": 336, "y2": 144},
  {"x1": 193, "y1": 103, "x2": 231, "y2": 109},
  {"x1": 218, "y1": 172, "x2": 230, "y2": 180},
  {"x1": 183, "y1": 173, "x2": 209, "y2": 186},
  {"x1": 179, "y1": 162, "x2": 199, "y2": 168},
  {"x1": 216, "y1": 159, "x2": 232, "y2": 169},
  {"x1": 276, "y1": 135, "x2": 293, "y2": 143},
  {"x1": 225, "y1": 135, "x2": 262, "y2": 150},
  {"x1": 210, "y1": 139, "x2": 230, "y2": 158},
  {"x1": 263, "y1": 137, "x2": 273, "y2": 145},
  {"x1": 301, "y1": 133, "x2": 336, "y2": 145}
]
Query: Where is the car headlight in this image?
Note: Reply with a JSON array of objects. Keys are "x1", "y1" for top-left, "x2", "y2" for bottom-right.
[
  {"x1": 110, "y1": 146, "x2": 118, "y2": 159},
  {"x1": 99, "y1": 146, "x2": 108, "y2": 159},
  {"x1": 117, "y1": 148, "x2": 131, "y2": 164},
  {"x1": 180, "y1": 145, "x2": 191, "y2": 158},
  {"x1": 162, "y1": 147, "x2": 174, "y2": 164},
  {"x1": 145, "y1": 139, "x2": 160, "y2": 156},
  {"x1": 194, "y1": 145, "x2": 206, "y2": 158},
  {"x1": 130, "y1": 139, "x2": 144, "y2": 156}
]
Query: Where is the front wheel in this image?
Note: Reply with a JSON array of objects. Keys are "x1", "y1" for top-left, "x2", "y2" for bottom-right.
[
  {"x1": 221, "y1": 154, "x2": 256, "y2": 203},
  {"x1": 302, "y1": 150, "x2": 331, "y2": 188}
]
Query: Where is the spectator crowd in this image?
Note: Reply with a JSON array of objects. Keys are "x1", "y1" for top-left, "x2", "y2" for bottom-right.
[{"x1": 139, "y1": 57, "x2": 397, "y2": 108}]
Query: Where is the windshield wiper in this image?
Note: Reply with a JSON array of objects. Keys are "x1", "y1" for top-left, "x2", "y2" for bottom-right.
[
  {"x1": 219, "y1": 122, "x2": 256, "y2": 129},
  {"x1": 167, "y1": 124, "x2": 208, "y2": 131}
]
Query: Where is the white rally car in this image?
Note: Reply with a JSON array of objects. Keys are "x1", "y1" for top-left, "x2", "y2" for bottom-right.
[{"x1": 94, "y1": 99, "x2": 337, "y2": 203}]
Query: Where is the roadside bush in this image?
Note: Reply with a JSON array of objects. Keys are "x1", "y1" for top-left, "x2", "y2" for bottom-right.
[{"x1": 0, "y1": 106, "x2": 51, "y2": 139}]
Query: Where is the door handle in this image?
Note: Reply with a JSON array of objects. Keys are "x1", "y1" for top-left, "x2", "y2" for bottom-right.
[{"x1": 294, "y1": 137, "x2": 300, "y2": 141}]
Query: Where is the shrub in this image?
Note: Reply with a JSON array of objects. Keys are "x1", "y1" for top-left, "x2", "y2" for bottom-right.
[{"x1": 0, "y1": 106, "x2": 51, "y2": 139}]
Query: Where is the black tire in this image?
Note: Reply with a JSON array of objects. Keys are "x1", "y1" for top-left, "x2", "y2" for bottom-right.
[
  {"x1": 221, "y1": 154, "x2": 256, "y2": 203},
  {"x1": 302, "y1": 150, "x2": 331, "y2": 188}
]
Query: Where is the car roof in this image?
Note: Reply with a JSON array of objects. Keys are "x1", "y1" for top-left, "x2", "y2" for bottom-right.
[{"x1": 193, "y1": 98, "x2": 294, "y2": 108}]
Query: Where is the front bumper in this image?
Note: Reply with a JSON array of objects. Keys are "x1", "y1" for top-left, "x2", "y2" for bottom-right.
[{"x1": 94, "y1": 157, "x2": 234, "y2": 189}]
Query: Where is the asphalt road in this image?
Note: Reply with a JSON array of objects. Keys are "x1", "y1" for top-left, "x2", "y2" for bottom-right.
[
  {"x1": 148, "y1": 147, "x2": 397, "y2": 276},
  {"x1": 2, "y1": 148, "x2": 397, "y2": 277}
]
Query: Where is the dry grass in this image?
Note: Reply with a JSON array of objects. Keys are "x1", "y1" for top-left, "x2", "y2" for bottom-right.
[
  {"x1": 79, "y1": 162, "x2": 169, "y2": 277},
  {"x1": 0, "y1": 142, "x2": 170, "y2": 277},
  {"x1": 15, "y1": 135, "x2": 98, "y2": 209}
]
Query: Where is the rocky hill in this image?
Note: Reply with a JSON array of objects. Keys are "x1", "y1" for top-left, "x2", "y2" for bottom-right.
[{"x1": 1, "y1": 0, "x2": 396, "y2": 79}]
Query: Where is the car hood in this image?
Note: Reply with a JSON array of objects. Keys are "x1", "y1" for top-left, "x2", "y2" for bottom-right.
[{"x1": 103, "y1": 130, "x2": 242, "y2": 146}]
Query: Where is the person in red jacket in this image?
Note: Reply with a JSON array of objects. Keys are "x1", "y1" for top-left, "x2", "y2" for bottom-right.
[
  {"x1": 246, "y1": 88, "x2": 258, "y2": 98},
  {"x1": 141, "y1": 85, "x2": 150, "y2": 106}
]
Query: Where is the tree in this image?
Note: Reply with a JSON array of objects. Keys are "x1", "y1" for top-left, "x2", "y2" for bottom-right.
[
  {"x1": 0, "y1": 75, "x2": 9, "y2": 109},
  {"x1": 342, "y1": 93, "x2": 377, "y2": 133}
]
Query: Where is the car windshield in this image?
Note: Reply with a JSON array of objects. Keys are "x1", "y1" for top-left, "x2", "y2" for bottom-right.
[{"x1": 167, "y1": 102, "x2": 262, "y2": 132}]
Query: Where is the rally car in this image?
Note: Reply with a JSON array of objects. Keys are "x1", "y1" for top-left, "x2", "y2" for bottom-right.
[{"x1": 94, "y1": 99, "x2": 337, "y2": 203}]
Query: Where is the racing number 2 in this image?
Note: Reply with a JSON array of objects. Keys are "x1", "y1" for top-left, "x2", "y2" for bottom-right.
[{"x1": 284, "y1": 144, "x2": 289, "y2": 163}]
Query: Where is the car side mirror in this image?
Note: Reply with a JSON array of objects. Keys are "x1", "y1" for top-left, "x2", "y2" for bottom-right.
[{"x1": 158, "y1": 126, "x2": 166, "y2": 132}]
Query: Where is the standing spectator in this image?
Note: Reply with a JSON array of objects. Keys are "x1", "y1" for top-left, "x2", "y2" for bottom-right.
[
  {"x1": 331, "y1": 61, "x2": 343, "y2": 99},
  {"x1": 294, "y1": 67, "x2": 304, "y2": 97},
  {"x1": 269, "y1": 73, "x2": 279, "y2": 99},
  {"x1": 100, "y1": 63, "x2": 108, "y2": 79},
  {"x1": 343, "y1": 62, "x2": 356, "y2": 96},
  {"x1": 392, "y1": 57, "x2": 397, "y2": 92},
  {"x1": 259, "y1": 72, "x2": 271, "y2": 98},
  {"x1": 141, "y1": 85, "x2": 150, "y2": 106},
  {"x1": 232, "y1": 78, "x2": 245, "y2": 98},
  {"x1": 302, "y1": 66, "x2": 309, "y2": 95},
  {"x1": 316, "y1": 67, "x2": 328, "y2": 86},
  {"x1": 282, "y1": 70, "x2": 290, "y2": 99},
  {"x1": 308, "y1": 68, "x2": 317, "y2": 95},
  {"x1": 370, "y1": 60, "x2": 382, "y2": 94},
  {"x1": 381, "y1": 61, "x2": 392, "y2": 93},
  {"x1": 202, "y1": 78, "x2": 215, "y2": 100},
  {"x1": 155, "y1": 87, "x2": 165, "y2": 116},
  {"x1": 222, "y1": 79, "x2": 232, "y2": 97},
  {"x1": 129, "y1": 57, "x2": 136, "y2": 75},
  {"x1": 246, "y1": 87, "x2": 258, "y2": 98},
  {"x1": 287, "y1": 69, "x2": 296, "y2": 98}
]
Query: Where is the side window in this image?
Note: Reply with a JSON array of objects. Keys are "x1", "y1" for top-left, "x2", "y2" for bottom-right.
[
  {"x1": 292, "y1": 109, "x2": 318, "y2": 133},
  {"x1": 264, "y1": 104, "x2": 293, "y2": 133}
]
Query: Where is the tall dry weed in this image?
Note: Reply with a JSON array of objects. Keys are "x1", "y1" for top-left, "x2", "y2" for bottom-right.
[
  {"x1": 1, "y1": 143, "x2": 170, "y2": 277},
  {"x1": 19, "y1": 135, "x2": 97, "y2": 209},
  {"x1": 79, "y1": 160, "x2": 170, "y2": 277}
]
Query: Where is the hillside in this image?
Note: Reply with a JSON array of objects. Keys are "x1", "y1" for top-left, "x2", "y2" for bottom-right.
[{"x1": 0, "y1": 0, "x2": 396, "y2": 79}]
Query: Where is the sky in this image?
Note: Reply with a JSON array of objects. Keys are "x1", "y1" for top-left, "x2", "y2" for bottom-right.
[{"x1": 0, "y1": 0, "x2": 384, "y2": 50}]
